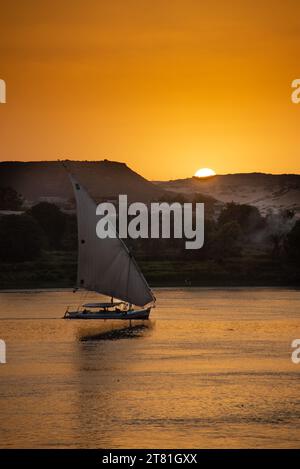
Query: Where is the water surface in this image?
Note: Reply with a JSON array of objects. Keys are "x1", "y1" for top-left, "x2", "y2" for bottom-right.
[{"x1": 0, "y1": 288, "x2": 300, "y2": 448}]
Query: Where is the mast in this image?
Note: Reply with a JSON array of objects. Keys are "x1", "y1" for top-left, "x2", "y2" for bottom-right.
[{"x1": 63, "y1": 161, "x2": 155, "y2": 306}]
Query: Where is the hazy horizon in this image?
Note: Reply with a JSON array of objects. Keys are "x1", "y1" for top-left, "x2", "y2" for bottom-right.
[{"x1": 0, "y1": 159, "x2": 299, "y2": 181}]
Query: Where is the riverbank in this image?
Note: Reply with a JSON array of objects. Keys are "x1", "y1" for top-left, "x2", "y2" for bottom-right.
[{"x1": 0, "y1": 250, "x2": 299, "y2": 289}]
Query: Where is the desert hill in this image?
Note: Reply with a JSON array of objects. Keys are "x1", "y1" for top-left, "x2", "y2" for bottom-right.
[
  {"x1": 0, "y1": 160, "x2": 165, "y2": 206},
  {"x1": 154, "y1": 173, "x2": 300, "y2": 215},
  {"x1": 1, "y1": 162, "x2": 299, "y2": 215}
]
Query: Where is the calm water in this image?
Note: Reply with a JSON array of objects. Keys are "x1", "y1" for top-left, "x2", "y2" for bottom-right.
[{"x1": 0, "y1": 288, "x2": 300, "y2": 448}]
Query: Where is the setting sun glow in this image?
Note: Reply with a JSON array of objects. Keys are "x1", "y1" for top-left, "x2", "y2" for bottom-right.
[
  {"x1": 1, "y1": 2, "x2": 300, "y2": 178},
  {"x1": 194, "y1": 168, "x2": 216, "y2": 178}
]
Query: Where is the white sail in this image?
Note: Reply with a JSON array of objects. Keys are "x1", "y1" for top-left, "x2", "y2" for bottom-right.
[{"x1": 70, "y1": 175, "x2": 155, "y2": 307}]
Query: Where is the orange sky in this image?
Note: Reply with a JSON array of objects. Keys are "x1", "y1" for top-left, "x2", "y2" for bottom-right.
[{"x1": 0, "y1": 0, "x2": 299, "y2": 179}]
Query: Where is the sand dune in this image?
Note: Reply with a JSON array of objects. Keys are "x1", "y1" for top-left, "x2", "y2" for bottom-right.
[{"x1": 154, "y1": 173, "x2": 300, "y2": 215}]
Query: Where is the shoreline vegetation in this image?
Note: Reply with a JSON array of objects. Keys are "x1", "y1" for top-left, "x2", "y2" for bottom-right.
[
  {"x1": 0, "y1": 186, "x2": 300, "y2": 289},
  {"x1": 0, "y1": 250, "x2": 299, "y2": 289}
]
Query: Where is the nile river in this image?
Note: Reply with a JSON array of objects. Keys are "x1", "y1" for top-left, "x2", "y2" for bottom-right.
[{"x1": 0, "y1": 288, "x2": 300, "y2": 448}]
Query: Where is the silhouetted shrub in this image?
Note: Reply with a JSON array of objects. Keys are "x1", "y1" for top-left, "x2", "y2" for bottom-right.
[
  {"x1": 212, "y1": 221, "x2": 242, "y2": 258},
  {"x1": 27, "y1": 202, "x2": 66, "y2": 249},
  {"x1": 286, "y1": 220, "x2": 300, "y2": 260},
  {"x1": 0, "y1": 187, "x2": 23, "y2": 210},
  {"x1": 0, "y1": 214, "x2": 45, "y2": 261},
  {"x1": 218, "y1": 202, "x2": 265, "y2": 234}
]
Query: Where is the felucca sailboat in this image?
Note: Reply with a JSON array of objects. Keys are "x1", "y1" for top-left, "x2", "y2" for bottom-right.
[{"x1": 64, "y1": 170, "x2": 155, "y2": 320}]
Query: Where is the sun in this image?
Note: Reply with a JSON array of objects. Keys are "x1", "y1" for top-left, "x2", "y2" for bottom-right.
[{"x1": 194, "y1": 167, "x2": 216, "y2": 178}]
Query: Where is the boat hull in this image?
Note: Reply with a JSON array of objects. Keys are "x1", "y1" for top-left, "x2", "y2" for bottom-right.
[{"x1": 64, "y1": 307, "x2": 151, "y2": 320}]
